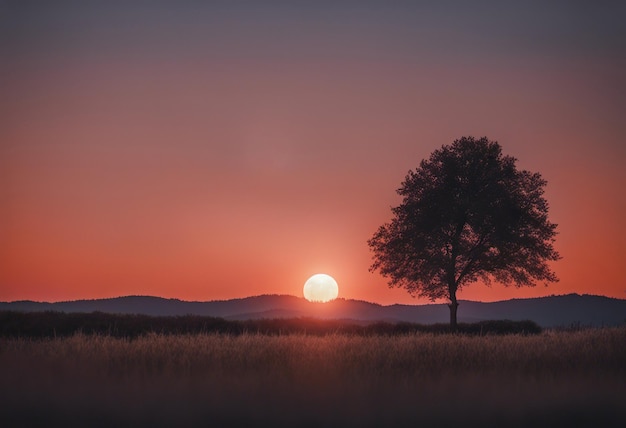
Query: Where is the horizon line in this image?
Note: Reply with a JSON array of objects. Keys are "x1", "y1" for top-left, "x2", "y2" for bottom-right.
[{"x1": 1, "y1": 292, "x2": 620, "y2": 306}]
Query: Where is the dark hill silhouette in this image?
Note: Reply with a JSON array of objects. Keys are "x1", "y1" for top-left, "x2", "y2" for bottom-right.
[{"x1": 1, "y1": 293, "x2": 624, "y2": 328}]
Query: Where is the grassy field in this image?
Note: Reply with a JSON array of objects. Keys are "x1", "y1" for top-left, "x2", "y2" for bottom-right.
[{"x1": 1, "y1": 328, "x2": 625, "y2": 427}]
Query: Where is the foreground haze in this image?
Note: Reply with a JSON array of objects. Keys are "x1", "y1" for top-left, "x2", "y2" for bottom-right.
[{"x1": 2, "y1": 2, "x2": 625, "y2": 304}]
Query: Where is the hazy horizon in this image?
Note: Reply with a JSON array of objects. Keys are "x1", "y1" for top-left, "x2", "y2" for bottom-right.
[{"x1": 3, "y1": 290, "x2": 622, "y2": 306}]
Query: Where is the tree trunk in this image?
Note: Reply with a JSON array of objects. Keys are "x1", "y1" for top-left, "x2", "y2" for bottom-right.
[
  {"x1": 448, "y1": 299, "x2": 459, "y2": 330},
  {"x1": 447, "y1": 277, "x2": 459, "y2": 330}
]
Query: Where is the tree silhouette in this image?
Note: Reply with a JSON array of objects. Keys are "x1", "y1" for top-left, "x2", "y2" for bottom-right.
[{"x1": 368, "y1": 137, "x2": 560, "y2": 328}]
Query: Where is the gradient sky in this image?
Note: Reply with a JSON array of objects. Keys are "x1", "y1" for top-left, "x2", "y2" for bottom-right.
[{"x1": 1, "y1": 1, "x2": 625, "y2": 304}]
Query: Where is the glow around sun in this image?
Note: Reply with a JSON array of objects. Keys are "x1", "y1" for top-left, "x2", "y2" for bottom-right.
[{"x1": 303, "y1": 274, "x2": 339, "y2": 302}]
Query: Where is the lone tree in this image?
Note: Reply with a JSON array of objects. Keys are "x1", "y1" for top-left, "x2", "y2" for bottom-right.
[{"x1": 368, "y1": 137, "x2": 560, "y2": 328}]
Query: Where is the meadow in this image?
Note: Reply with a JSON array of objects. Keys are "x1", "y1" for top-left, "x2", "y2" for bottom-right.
[{"x1": 1, "y1": 325, "x2": 624, "y2": 427}]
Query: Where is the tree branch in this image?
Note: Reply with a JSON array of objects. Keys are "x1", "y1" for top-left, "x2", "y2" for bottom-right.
[{"x1": 455, "y1": 234, "x2": 487, "y2": 284}]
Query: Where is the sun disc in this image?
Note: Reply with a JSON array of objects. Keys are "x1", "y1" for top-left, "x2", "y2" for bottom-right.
[{"x1": 303, "y1": 274, "x2": 339, "y2": 302}]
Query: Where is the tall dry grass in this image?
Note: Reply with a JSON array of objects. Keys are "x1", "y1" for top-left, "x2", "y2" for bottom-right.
[{"x1": 1, "y1": 329, "x2": 625, "y2": 427}]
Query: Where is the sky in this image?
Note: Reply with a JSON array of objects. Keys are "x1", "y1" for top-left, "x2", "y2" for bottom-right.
[{"x1": 1, "y1": 1, "x2": 625, "y2": 304}]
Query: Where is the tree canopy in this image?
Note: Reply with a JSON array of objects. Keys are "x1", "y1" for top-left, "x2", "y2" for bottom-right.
[{"x1": 368, "y1": 136, "x2": 560, "y2": 327}]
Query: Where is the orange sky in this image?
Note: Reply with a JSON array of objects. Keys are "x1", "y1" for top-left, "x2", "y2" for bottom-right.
[{"x1": 1, "y1": 2, "x2": 625, "y2": 304}]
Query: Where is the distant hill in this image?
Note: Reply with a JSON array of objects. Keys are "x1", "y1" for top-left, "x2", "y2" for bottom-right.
[{"x1": 1, "y1": 294, "x2": 625, "y2": 328}]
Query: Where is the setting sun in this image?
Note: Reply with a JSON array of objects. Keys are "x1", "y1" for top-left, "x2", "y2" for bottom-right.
[{"x1": 303, "y1": 274, "x2": 339, "y2": 302}]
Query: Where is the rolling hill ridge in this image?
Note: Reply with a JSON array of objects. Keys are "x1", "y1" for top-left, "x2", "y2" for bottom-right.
[{"x1": 2, "y1": 293, "x2": 625, "y2": 328}]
